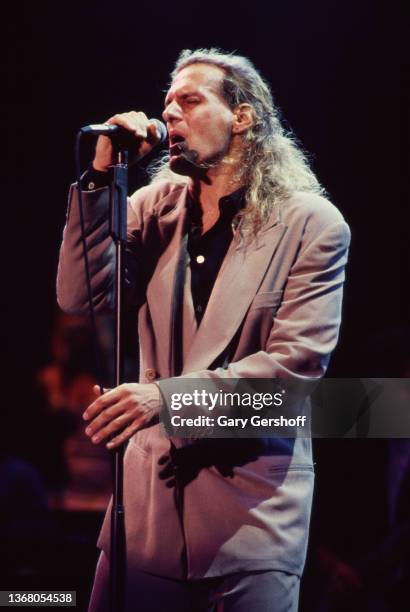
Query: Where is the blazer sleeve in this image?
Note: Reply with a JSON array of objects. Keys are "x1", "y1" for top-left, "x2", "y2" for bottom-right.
[{"x1": 56, "y1": 184, "x2": 147, "y2": 314}]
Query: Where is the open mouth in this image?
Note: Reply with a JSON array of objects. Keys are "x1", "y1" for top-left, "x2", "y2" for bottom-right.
[{"x1": 169, "y1": 134, "x2": 186, "y2": 155}]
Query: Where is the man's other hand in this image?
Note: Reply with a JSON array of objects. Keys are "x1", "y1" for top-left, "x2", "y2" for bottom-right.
[{"x1": 83, "y1": 383, "x2": 160, "y2": 449}]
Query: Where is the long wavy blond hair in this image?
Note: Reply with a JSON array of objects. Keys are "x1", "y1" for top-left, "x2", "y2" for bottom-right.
[{"x1": 150, "y1": 48, "x2": 325, "y2": 235}]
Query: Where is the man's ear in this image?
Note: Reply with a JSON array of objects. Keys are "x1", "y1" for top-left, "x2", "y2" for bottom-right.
[{"x1": 232, "y1": 103, "x2": 254, "y2": 134}]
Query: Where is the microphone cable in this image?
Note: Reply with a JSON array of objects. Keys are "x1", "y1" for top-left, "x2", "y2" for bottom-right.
[{"x1": 74, "y1": 130, "x2": 105, "y2": 395}]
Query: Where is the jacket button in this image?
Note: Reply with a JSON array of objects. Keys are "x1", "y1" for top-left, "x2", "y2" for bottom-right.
[{"x1": 145, "y1": 368, "x2": 157, "y2": 382}]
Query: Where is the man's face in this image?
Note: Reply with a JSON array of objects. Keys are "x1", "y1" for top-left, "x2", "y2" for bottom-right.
[{"x1": 163, "y1": 63, "x2": 234, "y2": 174}]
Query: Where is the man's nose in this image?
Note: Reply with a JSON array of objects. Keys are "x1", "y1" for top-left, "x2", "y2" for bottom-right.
[{"x1": 162, "y1": 100, "x2": 181, "y2": 123}]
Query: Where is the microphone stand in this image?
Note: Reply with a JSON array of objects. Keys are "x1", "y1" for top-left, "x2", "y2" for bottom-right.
[
  {"x1": 76, "y1": 121, "x2": 166, "y2": 612},
  {"x1": 109, "y1": 148, "x2": 128, "y2": 612}
]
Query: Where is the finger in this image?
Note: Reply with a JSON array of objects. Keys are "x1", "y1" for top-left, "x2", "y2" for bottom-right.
[
  {"x1": 92, "y1": 384, "x2": 104, "y2": 396},
  {"x1": 123, "y1": 112, "x2": 148, "y2": 139},
  {"x1": 84, "y1": 398, "x2": 128, "y2": 438},
  {"x1": 83, "y1": 386, "x2": 124, "y2": 420},
  {"x1": 82, "y1": 385, "x2": 104, "y2": 420},
  {"x1": 109, "y1": 112, "x2": 148, "y2": 139},
  {"x1": 106, "y1": 418, "x2": 147, "y2": 449},
  {"x1": 88, "y1": 410, "x2": 135, "y2": 444},
  {"x1": 146, "y1": 121, "x2": 161, "y2": 144}
]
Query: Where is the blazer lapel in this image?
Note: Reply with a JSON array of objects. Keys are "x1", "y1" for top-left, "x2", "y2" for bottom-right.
[
  {"x1": 183, "y1": 218, "x2": 287, "y2": 374},
  {"x1": 146, "y1": 186, "x2": 190, "y2": 377}
]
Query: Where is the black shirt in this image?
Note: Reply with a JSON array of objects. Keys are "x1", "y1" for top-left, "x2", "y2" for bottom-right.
[{"x1": 186, "y1": 189, "x2": 244, "y2": 324}]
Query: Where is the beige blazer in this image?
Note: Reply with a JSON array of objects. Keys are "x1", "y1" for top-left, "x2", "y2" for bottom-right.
[{"x1": 57, "y1": 180, "x2": 350, "y2": 579}]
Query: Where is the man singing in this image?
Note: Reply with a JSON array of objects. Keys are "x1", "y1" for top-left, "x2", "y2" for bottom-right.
[{"x1": 57, "y1": 48, "x2": 350, "y2": 611}]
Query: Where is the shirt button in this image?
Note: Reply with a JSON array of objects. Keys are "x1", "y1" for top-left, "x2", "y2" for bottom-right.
[
  {"x1": 87, "y1": 181, "x2": 96, "y2": 190},
  {"x1": 196, "y1": 305, "x2": 203, "y2": 313},
  {"x1": 145, "y1": 368, "x2": 157, "y2": 382},
  {"x1": 196, "y1": 255, "x2": 205, "y2": 264}
]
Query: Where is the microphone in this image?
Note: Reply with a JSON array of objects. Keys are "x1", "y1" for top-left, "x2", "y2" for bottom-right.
[{"x1": 80, "y1": 118, "x2": 168, "y2": 146}]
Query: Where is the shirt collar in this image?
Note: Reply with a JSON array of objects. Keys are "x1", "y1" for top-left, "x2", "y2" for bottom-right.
[
  {"x1": 218, "y1": 187, "x2": 246, "y2": 217},
  {"x1": 187, "y1": 187, "x2": 246, "y2": 221}
]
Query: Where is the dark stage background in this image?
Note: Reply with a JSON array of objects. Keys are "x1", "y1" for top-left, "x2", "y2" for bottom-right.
[{"x1": 1, "y1": 1, "x2": 407, "y2": 610}]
